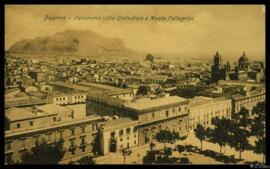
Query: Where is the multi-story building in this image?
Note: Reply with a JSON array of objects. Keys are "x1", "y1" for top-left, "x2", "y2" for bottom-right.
[
  {"x1": 47, "y1": 91, "x2": 87, "y2": 106},
  {"x1": 5, "y1": 105, "x2": 104, "y2": 164},
  {"x1": 231, "y1": 88, "x2": 265, "y2": 116},
  {"x1": 99, "y1": 118, "x2": 139, "y2": 155},
  {"x1": 50, "y1": 81, "x2": 134, "y2": 101},
  {"x1": 28, "y1": 71, "x2": 47, "y2": 82},
  {"x1": 47, "y1": 91, "x2": 69, "y2": 106},
  {"x1": 188, "y1": 96, "x2": 232, "y2": 131},
  {"x1": 86, "y1": 95, "x2": 190, "y2": 145}
]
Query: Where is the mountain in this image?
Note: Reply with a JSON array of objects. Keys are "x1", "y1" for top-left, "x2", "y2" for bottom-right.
[{"x1": 8, "y1": 29, "x2": 143, "y2": 59}]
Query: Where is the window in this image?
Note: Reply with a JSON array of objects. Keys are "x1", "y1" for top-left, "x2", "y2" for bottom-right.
[
  {"x1": 71, "y1": 128, "x2": 75, "y2": 135},
  {"x1": 152, "y1": 113, "x2": 155, "y2": 118},
  {"x1": 81, "y1": 136, "x2": 86, "y2": 145},
  {"x1": 134, "y1": 135, "x2": 136, "y2": 138},
  {"x1": 134, "y1": 141, "x2": 136, "y2": 144},
  {"x1": 29, "y1": 121, "x2": 33, "y2": 126},
  {"x1": 111, "y1": 132, "x2": 115, "y2": 138},
  {"x1": 81, "y1": 126, "x2": 86, "y2": 133},
  {"x1": 126, "y1": 128, "x2": 131, "y2": 135},
  {"x1": 119, "y1": 130, "x2": 123, "y2": 136},
  {"x1": 33, "y1": 135, "x2": 39, "y2": 144},
  {"x1": 69, "y1": 139, "x2": 76, "y2": 151},
  {"x1": 47, "y1": 133, "x2": 52, "y2": 142},
  {"x1": 5, "y1": 153, "x2": 13, "y2": 164},
  {"x1": 6, "y1": 141, "x2": 12, "y2": 150},
  {"x1": 127, "y1": 136, "x2": 129, "y2": 140},
  {"x1": 53, "y1": 117, "x2": 56, "y2": 122},
  {"x1": 59, "y1": 130, "x2": 64, "y2": 138},
  {"x1": 179, "y1": 107, "x2": 181, "y2": 112},
  {"x1": 71, "y1": 112, "x2": 74, "y2": 119},
  {"x1": 166, "y1": 111, "x2": 169, "y2": 117},
  {"x1": 17, "y1": 123, "x2": 20, "y2": 129},
  {"x1": 120, "y1": 138, "x2": 123, "y2": 142},
  {"x1": 133, "y1": 127, "x2": 137, "y2": 133},
  {"x1": 172, "y1": 108, "x2": 175, "y2": 113},
  {"x1": 92, "y1": 123, "x2": 97, "y2": 131},
  {"x1": 20, "y1": 139, "x2": 26, "y2": 148}
]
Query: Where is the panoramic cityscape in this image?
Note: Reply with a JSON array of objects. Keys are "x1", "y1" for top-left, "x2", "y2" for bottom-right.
[{"x1": 4, "y1": 5, "x2": 266, "y2": 165}]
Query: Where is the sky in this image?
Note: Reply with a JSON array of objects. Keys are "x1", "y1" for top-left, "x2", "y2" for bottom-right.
[{"x1": 5, "y1": 5, "x2": 265, "y2": 61}]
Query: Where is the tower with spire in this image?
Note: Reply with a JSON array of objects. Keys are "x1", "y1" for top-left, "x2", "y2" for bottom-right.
[{"x1": 211, "y1": 51, "x2": 230, "y2": 83}]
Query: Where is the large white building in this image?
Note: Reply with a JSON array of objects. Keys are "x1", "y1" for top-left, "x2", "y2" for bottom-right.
[
  {"x1": 188, "y1": 96, "x2": 232, "y2": 131},
  {"x1": 5, "y1": 104, "x2": 103, "y2": 164},
  {"x1": 99, "y1": 118, "x2": 139, "y2": 155}
]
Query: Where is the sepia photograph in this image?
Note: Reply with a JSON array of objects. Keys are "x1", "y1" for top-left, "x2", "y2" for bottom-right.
[{"x1": 4, "y1": 4, "x2": 266, "y2": 165}]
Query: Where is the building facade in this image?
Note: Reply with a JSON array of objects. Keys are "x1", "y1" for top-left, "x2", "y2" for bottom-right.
[
  {"x1": 5, "y1": 105, "x2": 104, "y2": 164},
  {"x1": 188, "y1": 96, "x2": 232, "y2": 131},
  {"x1": 99, "y1": 118, "x2": 139, "y2": 155},
  {"x1": 231, "y1": 88, "x2": 265, "y2": 116}
]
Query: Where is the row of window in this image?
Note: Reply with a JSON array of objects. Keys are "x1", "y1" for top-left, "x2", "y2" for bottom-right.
[
  {"x1": 56, "y1": 97, "x2": 67, "y2": 101},
  {"x1": 6, "y1": 124, "x2": 98, "y2": 151},
  {"x1": 142, "y1": 106, "x2": 188, "y2": 122},
  {"x1": 237, "y1": 95, "x2": 264, "y2": 104},
  {"x1": 111, "y1": 127, "x2": 137, "y2": 137},
  {"x1": 119, "y1": 134, "x2": 136, "y2": 142}
]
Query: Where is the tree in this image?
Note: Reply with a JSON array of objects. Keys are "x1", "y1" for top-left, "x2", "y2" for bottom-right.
[
  {"x1": 77, "y1": 155, "x2": 95, "y2": 165},
  {"x1": 251, "y1": 102, "x2": 265, "y2": 162},
  {"x1": 254, "y1": 137, "x2": 265, "y2": 163},
  {"x1": 229, "y1": 126, "x2": 250, "y2": 160},
  {"x1": 194, "y1": 124, "x2": 207, "y2": 151},
  {"x1": 233, "y1": 107, "x2": 251, "y2": 130},
  {"x1": 21, "y1": 139, "x2": 65, "y2": 164},
  {"x1": 209, "y1": 117, "x2": 230, "y2": 156},
  {"x1": 137, "y1": 85, "x2": 150, "y2": 96},
  {"x1": 120, "y1": 147, "x2": 132, "y2": 165},
  {"x1": 155, "y1": 130, "x2": 173, "y2": 150},
  {"x1": 177, "y1": 145, "x2": 185, "y2": 159},
  {"x1": 171, "y1": 131, "x2": 180, "y2": 149},
  {"x1": 251, "y1": 102, "x2": 265, "y2": 138}
]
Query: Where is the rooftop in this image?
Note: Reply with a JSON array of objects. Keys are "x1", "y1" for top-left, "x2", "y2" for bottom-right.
[
  {"x1": 37, "y1": 104, "x2": 72, "y2": 114},
  {"x1": 5, "y1": 107, "x2": 49, "y2": 122},
  {"x1": 126, "y1": 96, "x2": 187, "y2": 111},
  {"x1": 6, "y1": 107, "x2": 36, "y2": 121},
  {"x1": 102, "y1": 117, "x2": 138, "y2": 129},
  {"x1": 189, "y1": 96, "x2": 229, "y2": 107}
]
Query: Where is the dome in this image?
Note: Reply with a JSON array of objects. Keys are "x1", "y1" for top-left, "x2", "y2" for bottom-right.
[{"x1": 239, "y1": 51, "x2": 249, "y2": 63}]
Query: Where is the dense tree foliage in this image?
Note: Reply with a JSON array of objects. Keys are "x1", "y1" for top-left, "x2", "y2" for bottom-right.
[{"x1": 21, "y1": 139, "x2": 65, "y2": 164}]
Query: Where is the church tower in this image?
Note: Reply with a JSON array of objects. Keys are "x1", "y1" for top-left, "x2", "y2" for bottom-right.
[{"x1": 211, "y1": 51, "x2": 223, "y2": 83}]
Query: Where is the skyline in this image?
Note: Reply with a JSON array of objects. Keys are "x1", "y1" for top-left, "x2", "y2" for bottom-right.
[{"x1": 5, "y1": 5, "x2": 265, "y2": 61}]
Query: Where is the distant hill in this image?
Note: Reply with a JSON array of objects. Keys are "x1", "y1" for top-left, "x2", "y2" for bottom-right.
[{"x1": 8, "y1": 29, "x2": 143, "y2": 59}]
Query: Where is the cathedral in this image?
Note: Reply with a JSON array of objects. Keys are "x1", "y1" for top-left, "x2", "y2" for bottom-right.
[
  {"x1": 211, "y1": 51, "x2": 230, "y2": 83},
  {"x1": 211, "y1": 51, "x2": 264, "y2": 83}
]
